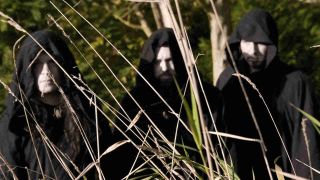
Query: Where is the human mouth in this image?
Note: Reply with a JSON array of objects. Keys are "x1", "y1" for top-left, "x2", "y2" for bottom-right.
[
  {"x1": 246, "y1": 57, "x2": 259, "y2": 62},
  {"x1": 40, "y1": 80, "x2": 54, "y2": 84}
]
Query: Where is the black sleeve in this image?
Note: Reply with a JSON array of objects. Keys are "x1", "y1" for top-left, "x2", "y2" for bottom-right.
[{"x1": 279, "y1": 72, "x2": 320, "y2": 179}]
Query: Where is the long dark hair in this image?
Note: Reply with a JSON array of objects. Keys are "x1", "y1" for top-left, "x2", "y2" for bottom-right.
[{"x1": 3, "y1": 30, "x2": 96, "y2": 161}]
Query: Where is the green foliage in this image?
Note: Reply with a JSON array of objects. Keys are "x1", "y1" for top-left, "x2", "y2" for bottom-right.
[
  {"x1": 292, "y1": 104, "x2": 320, "y2": 134},
  {"x1": 1, "y1": 1, "x2": 320, "y2": 178},
  {"x1": 174, "y1": 78, "x2": 202, "y2": 150},
  {"x1": 197, "y1": 38, "x2": 213, "y2": 83},
  {"x1": 0, "y1": 0, "x2": 147, "y2": 116},
  {"x1": 230, "y1": 0, "x2": 320, "y2": 96},
  {"x1": 2, "y1": 0, "x2": 320, "y2": 114},
  {"x1": 179, "y1": 1, "x2": 212, "y2": 83}
]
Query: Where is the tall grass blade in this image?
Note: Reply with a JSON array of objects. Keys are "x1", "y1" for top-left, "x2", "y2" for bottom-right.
[
  {"x1": 291, "y1": 103, "x2": 320, "y2": 134},
  {"x1": 173, "y1": 78, "x2": 201, "y2": 150}
]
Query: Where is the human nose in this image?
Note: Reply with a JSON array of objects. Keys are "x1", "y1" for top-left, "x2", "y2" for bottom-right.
[
  {"x1": 41, "y1": 63, "x2": 50, "y2": 75},
  {"x1": 159, "y1": 60, "x2": 168, "y2": 71},
  {"x1": 253, "y1": 43, "x2": 259, "y2": 56}
]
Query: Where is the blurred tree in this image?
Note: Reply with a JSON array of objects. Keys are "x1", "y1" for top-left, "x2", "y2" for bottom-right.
[
  {"x1": 0, "y1": 0, "x2": 151, "y2": 116},
  {"x1": 231, "y1": 0, "x2": 320, "y2": 95},
  {"x1": 193, "y1": 0, "x2": 232, "y2": 84},
  {"x1": 1, "y1": 0, "x2": 320, "y2": 116}
]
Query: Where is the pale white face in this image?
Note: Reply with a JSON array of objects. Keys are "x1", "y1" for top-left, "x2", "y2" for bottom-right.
[
  {"x1": 240, "y1": 40, "x2": 268, "y2": 73},
  {"x1": 33, "y1": 53, "x2": 61, "y2": 94},
  {"x1": 154, "y1": 46, "x2": 175, "y2": 82}
]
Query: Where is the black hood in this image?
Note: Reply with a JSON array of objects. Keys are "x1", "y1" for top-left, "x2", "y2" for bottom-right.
[
  {"x1": 14, "y1": 30, "x2": 80, "y2": 97},
  {"x1": 137, "y1": 28, "x2": 188, "y2": 88},
  {"x1": 2, "y1": 30, "x2": 89, "y2": 133},
  {"x1": 228, "y1": 8, "x2": 278, "y2": 72}
]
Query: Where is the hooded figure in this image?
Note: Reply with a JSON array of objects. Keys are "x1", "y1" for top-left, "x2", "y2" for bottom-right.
[
  {"x1": 0, "y1": 30, "x2": 112, "y2": 179},
  {"x1": 217, "y1": 9, "x2": 320, "y2": 179},
  {"x1": 112, "y1": 28, "x2": 223, "y2": 179}
]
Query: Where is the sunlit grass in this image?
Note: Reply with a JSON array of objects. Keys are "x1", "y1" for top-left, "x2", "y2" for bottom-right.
[{"x1": 0, "y1": 0, "x2": 319, "y2": 180}]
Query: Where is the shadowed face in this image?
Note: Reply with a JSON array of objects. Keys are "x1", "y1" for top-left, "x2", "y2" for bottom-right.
[
  {"x1": 240, "y1": 40, "x2": 268, "y2": 73},
  {"x1": 33, "y1": 53, "x2": 61, "y2": 94},
  {"x1": 154, "y1": 46, "x2": 176, "y2": 83}
]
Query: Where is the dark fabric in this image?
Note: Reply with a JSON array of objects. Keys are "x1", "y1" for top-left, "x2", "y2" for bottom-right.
[
  {"x1": 217, "y1": 9, "x2": 320, "y2": 179},
  {"x1": 111, "y1": 28, "x2": 223, "y2": 179},
  {"x1": 0, "y1": 30, "x2": 112, "y2": 179}
]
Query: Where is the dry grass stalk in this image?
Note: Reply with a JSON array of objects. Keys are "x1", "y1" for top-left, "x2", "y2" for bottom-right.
[
  {"x1": 208, "y1": 131, "x2": 262, "y2": 143},
  {"x1": 296, "y1": 159, "x2": 320, "y2": 176},
  {"x1": 301, "y1": 118, "x2": 313, "y2": 179},
  {"x1": 0, "y1": 10, "x2": 107, "y2": 178},
  {"x1": 159, "y1": 0, "x2": 216, "y2": 177},
  {"x1": 54, "y1": 1, "x2": 203, "y2": 178},
  {"x1": 208, "y1": 0, "x2": 273, "y2": 178},
  {"x1": 127, "y1": 110, "x2": 144, "y2": 131},
  {"x1": 233, "y1": 72, "x2": 296, "y2": 175},
  {"x1": 0, "y1": 152, "x2": 18, "y2": 180},
  {"x1": 271, "y1": 168, "x2": 308, "y2": 180},
  {"x1": 52, "y1": 1, "x2": 177, "y2": 155},
  {"x1": 0, "y1": 0, "x2": 275, "y2": 179}
]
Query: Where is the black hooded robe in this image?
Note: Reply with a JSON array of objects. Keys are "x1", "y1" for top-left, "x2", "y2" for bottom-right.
[
  {"x1": 111, "y1": 28, "x2": 223, "y2": 179},
  {"x1": 217, "y1": 9, "x2": 320, "y2": 179},
  {"x1": 0, "y1": 30, "x2": 112, "y2": 179}
]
